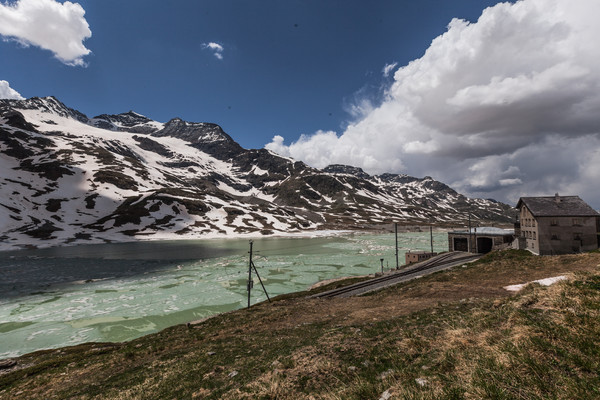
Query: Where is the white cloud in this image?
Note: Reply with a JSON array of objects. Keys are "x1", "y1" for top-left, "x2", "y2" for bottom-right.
[
  {"x1": 202, "y1": 42, "x2": 224, "y2": 60},
  {"x1": 0, "y1": 80, "x2": 24, "y2": 99},
  {"x1": 266, "y1": 0, "x2": 600, "y2": 208},
  {"x1": 382, "y1": 62, "x2": 398, "y2": 77},
  {"x1": 343, "y1": 95, "x2": 376, "y2": 120},
  {"x1": 0, "y1": 0, "x2": 91, "y2": 66}
]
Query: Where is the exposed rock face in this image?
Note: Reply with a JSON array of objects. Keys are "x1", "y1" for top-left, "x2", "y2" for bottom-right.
[{"x1": 0, "y1": 96, "x2": 514, "y2": 249}]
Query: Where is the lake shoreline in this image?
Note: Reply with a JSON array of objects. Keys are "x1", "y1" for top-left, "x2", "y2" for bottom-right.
[
  {"x1": 0, "y1": 225, "x2": 449, "y2": 253},
  {"x1": 1, "y1": 231, "x2": 451, "y2": 359}
]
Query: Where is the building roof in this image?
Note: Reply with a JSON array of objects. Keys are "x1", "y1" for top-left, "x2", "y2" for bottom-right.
[{"x1": 516, "y1": 195, "x2": 599, "y2": 217}]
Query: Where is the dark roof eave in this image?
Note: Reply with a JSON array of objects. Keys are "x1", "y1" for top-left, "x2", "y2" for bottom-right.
[
  {"x1": 516, "y1": 196, "x2": 599, "y2": 217},
  {"x1": 532, "y1": 213, "x2": 600, "y2": 218}
]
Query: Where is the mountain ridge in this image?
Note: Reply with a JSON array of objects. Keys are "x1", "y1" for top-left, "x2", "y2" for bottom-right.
[{"x1": 0, "y1": 96, "x2": 515, "y2": 250}]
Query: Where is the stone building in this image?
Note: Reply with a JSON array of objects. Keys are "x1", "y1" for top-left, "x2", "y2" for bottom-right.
[
  {"x1": 405, "y1": 250, "x2": 437, "y2": 265},
  {"x1": 516, "y1": 194, "x2": 600, "y2": 255}
]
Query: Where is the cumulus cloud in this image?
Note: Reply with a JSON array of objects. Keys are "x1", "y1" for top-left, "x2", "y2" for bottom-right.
[
  {"x1": 0, "y1": 0, "x2": 91, "y2": 66},
  {"x1": 0, "y1": 80, "x2": 24, "y2": 99},
  {"x1": 202, "y1": 42, "x2": 224, "y2": 60},
  {"x1": 266, "y1": 0, "x2": 600, "y2": 208}
]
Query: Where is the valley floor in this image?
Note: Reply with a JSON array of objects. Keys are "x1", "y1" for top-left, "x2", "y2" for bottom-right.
[{"x1": 1, "y1": 250, "x2": 599, "y2": 399}]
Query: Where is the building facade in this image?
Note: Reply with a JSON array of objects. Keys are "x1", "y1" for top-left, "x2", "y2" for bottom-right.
[
  {"x1": 448, "y1": 227, "x2": 514, "y2": 253},
  {"x1": 516, "y1": 195, "x2": 600, "y2": 255}
]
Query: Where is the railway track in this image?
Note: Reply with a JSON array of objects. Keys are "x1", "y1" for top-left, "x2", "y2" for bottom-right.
[{"x1": 310, "y1": 251, "x2": 482, "y2": 299}]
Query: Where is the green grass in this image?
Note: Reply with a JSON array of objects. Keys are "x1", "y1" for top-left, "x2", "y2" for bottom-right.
[{"x1": 474, "y1": 248, "x2": 534, "y2": 264}]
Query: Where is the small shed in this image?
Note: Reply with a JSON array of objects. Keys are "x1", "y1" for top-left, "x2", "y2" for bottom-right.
[
  {"x1": 448, "y1": 227, "x2": 514, "y2": 254},
  {"x1": 405, "y1": 250, "x2": 437, "y2": 265}
]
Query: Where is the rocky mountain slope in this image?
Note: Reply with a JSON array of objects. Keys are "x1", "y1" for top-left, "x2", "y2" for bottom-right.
[{"x1": 0, "y1": 96, "x2": 514, "y2": 250}]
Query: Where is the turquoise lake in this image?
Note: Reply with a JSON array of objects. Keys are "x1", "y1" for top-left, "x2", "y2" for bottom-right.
[{"x1": 0, "y1": 231, "x2": 448, "y2": 359}]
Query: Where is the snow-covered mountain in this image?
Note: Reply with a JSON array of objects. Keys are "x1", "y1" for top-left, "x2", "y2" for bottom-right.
[{"x1": 0, "y1": 96, "x2": 514, "y2": 250}]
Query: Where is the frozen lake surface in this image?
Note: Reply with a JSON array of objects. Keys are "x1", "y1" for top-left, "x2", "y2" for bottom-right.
[{"x1": 0, "y1": 232, "x2": 447, "y2": 359}]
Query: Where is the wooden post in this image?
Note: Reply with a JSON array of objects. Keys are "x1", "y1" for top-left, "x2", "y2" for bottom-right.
[
  {"x1": 395, "y1": 222, "x2": 399, "y2": 269},
  {"x1": 251, "y1": 260, "x2": 271, "y2": 303},
  {"x1": 247, "y1": 240, "x2": 270, "y2": 308},
  {"x1": 247, "y1": 240, "x2": 253, "y2": 308},
  {"x1": 430, "y1": 225, "x2": 434, "y2": 254},
  {"x1": 468, "y1": 213, "x2": 472, "y2": 253}
]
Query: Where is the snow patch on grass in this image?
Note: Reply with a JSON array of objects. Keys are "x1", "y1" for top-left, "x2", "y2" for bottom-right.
[{"x1": 504, "y1": 275, "x2": 568, "y2": 292}]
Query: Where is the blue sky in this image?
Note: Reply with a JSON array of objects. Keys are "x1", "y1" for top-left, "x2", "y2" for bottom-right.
[
  {"x1": 1, "y1": 0, "x2": 500, "y2": 149},
  {"x1": 2, "y1": 0, "x2": 600, "y2": 209}
]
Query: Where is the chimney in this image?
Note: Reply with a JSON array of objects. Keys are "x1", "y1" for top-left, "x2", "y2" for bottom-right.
[{"x1": 555, "y1": 193, "x2": 560, "y2": 203}]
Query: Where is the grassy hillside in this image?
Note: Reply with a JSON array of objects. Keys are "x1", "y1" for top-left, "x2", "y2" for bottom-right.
[{"x1": 1, "y1": 250, "x2": 599, "y2": 399}]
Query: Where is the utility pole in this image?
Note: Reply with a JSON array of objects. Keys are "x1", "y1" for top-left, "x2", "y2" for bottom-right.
[
  {"x1": 247, "y1": 240, "x2": 271, "y2": 309},
  {"x1": 380, "y1": 258, "x2": 384, "y2": 274},
  {"x1": 468, "y1": 213, "x2": 472, "y2": 253},
  {"x1": 430, "y1": 225, "x2": 434, "y2": 254},
  {"x1": 395, "y1": 222, "x2": 399, "y2": 269},
  {"x1": 247, "y1": 241, "x2": 254, "y2": 308}
]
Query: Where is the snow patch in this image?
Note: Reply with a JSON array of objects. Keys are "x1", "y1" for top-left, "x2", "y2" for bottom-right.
[{"x1": 504, "y1": 276, "x2": 568, "y2": 292}]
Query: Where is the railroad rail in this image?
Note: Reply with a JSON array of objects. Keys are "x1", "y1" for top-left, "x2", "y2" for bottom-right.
[{"x1": 310, "y1": 251, "x2": 482, "y2": 299}]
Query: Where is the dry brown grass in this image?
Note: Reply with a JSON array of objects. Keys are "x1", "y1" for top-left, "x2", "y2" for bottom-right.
[{"x1": 1, "y1": 250, "x2": 600, "y2": 399}]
